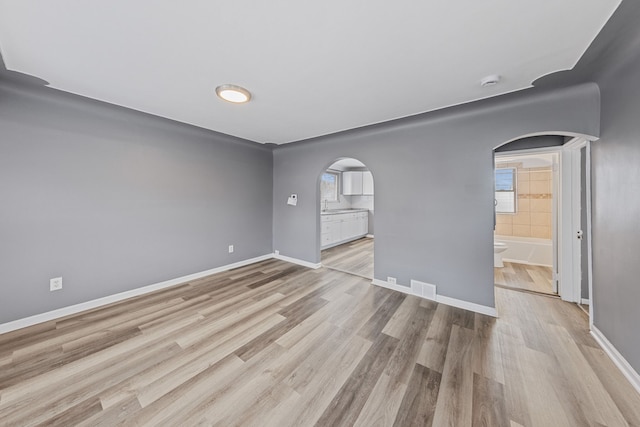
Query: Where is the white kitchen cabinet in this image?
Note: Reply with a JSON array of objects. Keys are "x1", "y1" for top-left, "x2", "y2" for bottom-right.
[
  {"x1": 342, "y1": 171, "x2": 373, "y2": 195},
  {"x1": 343, "y1": 215, "x2": 358, "y2": 238},
  {"x1": 342, "y1": 171, "x2": 363, "y2": 195},
  {"x1": 320, "y1": 211, "x2": 369, "y2": 249},
  {"x1": 359, "y1": 212, "x2": 368, "y2": 234},
  {"x1": 362, "y1": 171, "x2": 374, "y2": 195}
]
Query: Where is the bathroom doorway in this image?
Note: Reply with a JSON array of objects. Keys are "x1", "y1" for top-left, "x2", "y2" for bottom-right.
[
  {"x1": 318, "y1": 158, "x2": 374, "y2": 279},
  {"x1": 493, "y1": 150, "x2": 559, "y2": 296}
]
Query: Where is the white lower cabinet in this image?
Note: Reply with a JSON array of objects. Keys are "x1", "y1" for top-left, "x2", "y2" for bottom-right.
[{"x1": 321, "y1": 211, "x2": 368, "y2": 249}]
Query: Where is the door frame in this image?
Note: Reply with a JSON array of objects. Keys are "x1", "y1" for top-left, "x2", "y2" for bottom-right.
[
  {"x1": 494, "y1": 140, "x2": 594, "y2": 316},
  {"x1": 562, "y1": 137, "x2": 594, "y2": 324}
]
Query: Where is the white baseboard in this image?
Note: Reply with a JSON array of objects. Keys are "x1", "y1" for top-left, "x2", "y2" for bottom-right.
[
  {"x1": 372, "y1": 278, "x2": 413, "y2": 296},
  {"x1": 581, "y1": 298, "x2": 591, "y2": 305},
  {"x1": 591, "y1": 326, "x2": 640, "y2": 396},
  {"x1": 366, "y1": 234, "x2": 374, "y2": 238},
  {"x1": 0, "y1": 254, "x2": 273, "y2": 335},
  {"x1": 273, "y1": 253, "x2": 321, "y2": 269},
  {"x1": 372, "y1": 279, "x2": 497, "y2": 317},
  {"x1": 436, "y1": 295, "x2": 498, "y2": 317}
]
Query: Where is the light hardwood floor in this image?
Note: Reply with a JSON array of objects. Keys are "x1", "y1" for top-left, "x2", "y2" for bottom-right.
[
  {"x1": 495, "y1": 261, "x2": 555, "y2": 295},
  {"x1": 322, "y1": 237, "x2": 374, "y2": 279},
  {"x1": 1, "y1": 259, "x2": 639, "y2": 426}
]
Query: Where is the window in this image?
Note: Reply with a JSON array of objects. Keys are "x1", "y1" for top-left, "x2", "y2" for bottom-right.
[
  {"x1": 320, "y1": 171, "x2": 339, "y2": 201},
  {"x1": 495, "y1": 168, "x2": 516, "y2": 213}
]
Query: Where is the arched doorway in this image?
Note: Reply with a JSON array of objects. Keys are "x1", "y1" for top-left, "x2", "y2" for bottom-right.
[
  {"x1": 492, "y1": 133, "x2": 594, "y2": 319},
  {"x1": 318, "y1": 158, "x2": 374, "y2": 279}
]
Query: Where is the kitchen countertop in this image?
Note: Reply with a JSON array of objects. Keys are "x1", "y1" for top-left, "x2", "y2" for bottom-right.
[{"x1": 321, "y1": 208, "x2": 369, "y2": 215}]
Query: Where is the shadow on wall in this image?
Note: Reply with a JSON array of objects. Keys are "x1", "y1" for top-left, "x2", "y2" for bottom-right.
[{"x1": 0, "y1": 49, "x2": 49, "y2": 86}]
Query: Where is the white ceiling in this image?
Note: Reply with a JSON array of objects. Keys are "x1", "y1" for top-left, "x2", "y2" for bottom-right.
[{"x1": 0, "y1": 0, "x2": 620, "y2": 145}]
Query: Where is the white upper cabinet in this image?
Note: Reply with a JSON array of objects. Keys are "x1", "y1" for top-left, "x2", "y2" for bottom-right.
[
  {"x1": 362, "y1": 171, "x2": 374, "y2": 195},
  {"x1": 342, "y1": 171, "x2": 374, "y2": 195},
  {"x1": 342, "y1": 171, "x2": 363, "y2": 195}
]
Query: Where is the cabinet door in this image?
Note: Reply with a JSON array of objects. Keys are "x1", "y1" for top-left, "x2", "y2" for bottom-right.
[
  {"x1": 359, "y1": 213, "x2": 369, "y2": 235},
  {"x1": 321, "y1": 233, "x2": 332, "y2": 246},
  {"x1": 331, "y1": 216, "x2": 344, "y2": 243},
  {"x1": 342, "y1": 171, "x2": 363, "y2": 195},
  {"x1": 344, "y1": 217, "x2": 358, "y2": 239},
  {"x1": 362, "y1": 171, "x2": 374, "y2": 195}
]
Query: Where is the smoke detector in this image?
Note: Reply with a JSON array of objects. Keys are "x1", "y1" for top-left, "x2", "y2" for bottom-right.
[{"x1": 480, "y1": 75, "x2": 501, "y2": 87}]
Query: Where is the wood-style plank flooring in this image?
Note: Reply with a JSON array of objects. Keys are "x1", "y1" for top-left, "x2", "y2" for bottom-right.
[
  {"x1": 322, "y1": 237, "x2": 373, "y2": 279},
  {"x1": 495, "y1": 261, "x2": 555, "y2": 295},
  {"x1": 1, "y1": 259, "x2": 639, "y2": 426}
]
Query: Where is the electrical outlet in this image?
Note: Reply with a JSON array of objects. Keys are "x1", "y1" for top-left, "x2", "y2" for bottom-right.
[
  {"x1": 228, "y1": 245, "x2": 234, "y2": 253},
  {"x1": 275, "y1": 250, "x2": 280, "y2": 255},
  {"x1": 387, "y1": 276, "x2": 397, "y2": 285},
  {"x1": 50, "y1": 277, "x2": 62, "y2": 291}
]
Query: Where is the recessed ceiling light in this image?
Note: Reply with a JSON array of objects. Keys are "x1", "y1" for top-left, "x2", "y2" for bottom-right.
[
  {"x1": 215, "y1": 84, "x2": 251, "y2": 103},
  {"x1": 480, "y1": 75, "x2": 501, "y2": 87}
]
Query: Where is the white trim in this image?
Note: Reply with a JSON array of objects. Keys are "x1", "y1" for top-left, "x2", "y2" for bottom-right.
[
  {"x1": 585, "y1": 141, "x2": 594, "y2": 327},
  {"x1": 436, "y1": 295, "x2": 498, "y2": 317},
  {"x1": 373, "y1": 278, "x2": 423, "y2": 298},
  {"x1": 273, "y1": 253, "x2": 322, "y2": 269},
  {"x1": 581, "y1": 298, "x2": 591, "y2": 305},
  {"x1": 0, "y1": 254, "x2": 273, "y2": 335},
  {"x1": 571, "y1": 143, "x2": 583, "y2": 301},
  {"x1": 563, "y1": 136, "x2": 588, "y2": 150},
  {"x1": 558, "y1": 137, "x2": 593, "y2": 306},
  {"x1": 495, "y1": 145, "x2": 563, "y2": 157},
  {"x1": 365, "y1": 234, "x2": 374, "y2": 238},
  {"x1": 591, "y1": 326, "x2": 640, "y2": 396},
  {"x1": 551, "y1": 152, "x2": 560, "y2": 295},
  {"x1": 372, "y1": 279, "x2": 497, "y2": 317},
  {"x1": 501, "y1": 258, "x2": 552, "y2": 268}
]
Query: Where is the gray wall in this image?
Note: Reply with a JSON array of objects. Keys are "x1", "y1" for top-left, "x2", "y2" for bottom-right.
[
  {"x1": 531, "y1": 0, "x2": 640, "y2": 377},
  {"x1": 590, "y1": 24, "x2": 640, "y2": 370},
  {"x1": 0, "y1": 81, "x2": 273, "y2": 324},
  {"x1": 273, "y1": 83, "x2": 599, "y2": 308}
]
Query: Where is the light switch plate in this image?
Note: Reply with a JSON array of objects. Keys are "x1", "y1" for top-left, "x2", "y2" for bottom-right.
[{"x1": 50, "y1": 277, "x2": 62, "y2": 291}]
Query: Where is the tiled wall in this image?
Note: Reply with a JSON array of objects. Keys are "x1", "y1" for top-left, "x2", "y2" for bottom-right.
[
  {"x1": 350, "y1": 195, "x2": 374, "y2": 210},
  {"x1": 495, "y1": 162, "x2": 553, "y2": 240}
]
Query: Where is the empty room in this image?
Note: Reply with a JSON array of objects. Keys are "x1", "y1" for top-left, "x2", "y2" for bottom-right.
[{"x1": 1, "y1": 1, "x2": 640, "y2": 426}]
